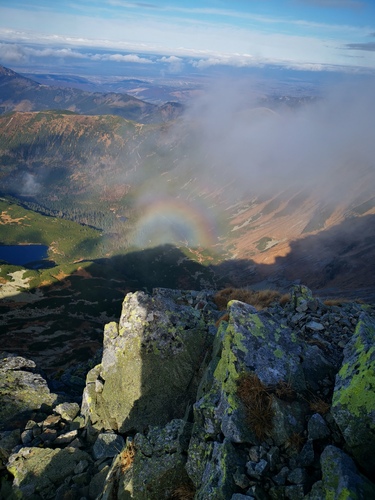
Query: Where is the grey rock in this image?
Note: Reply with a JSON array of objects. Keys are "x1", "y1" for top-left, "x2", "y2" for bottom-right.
[
  {"x1": 6, "y1": 446, "x2": 92, "y2": 499},
  {"x1": 272, "y1": 466, "x2": 289, "y2": 486},
  {"x1": 246, "y1": 459, "x2": 269, "y2": 479},
  {"x1": 101, "y1": 419, "x2": 193, "y2": 500},
  {"x1": 54, "y1": 429, "x2": 78, "y2": 445},
  {"x1": 20, "y1": 429, "x2": 34, "y2": 445},
  {"x1": 287, "y1": 467, "x2": 307, "y2": 485},
  {"x1": 305, "y1": 321, "x2": 324, "y2": 331},
  {"x1": 0, "y1": 429, "x2": 20, "y2": 469},
  {"x1": 307, "y1": 413, "x2": 330, "y2": 441},
  {"x1": 93, "y1": 432, "x2": 125, "y2": 460},
  {"x1": 74, "y1": 459, "x2": 89, "y2": 474},
  {"x1": 233, "y1": 467, "x2": 250, "y2": 489},
  {"x1": 0, "y1": 353, "x2": 57, "y2": 429},
  {"x1": 271, "y1": 398, "x2": 307, "y2": 446},
  {"x1": 81, "y1": 289, "x2": 209, "y2": 433},
  {"x1": 331, "y1": 313, "x2": 375, "y2": 474},
  {"x1": 267, "y1": 446, "x2": 280, "y2": 471},
  {"x1": 285, "y1": 484, "x2": 305, "y2": 499},
  {"x1": 54, "y1": 402, "x2": 80, "y2": 421},
  {"x1": 320, "y1": 445, "x2": 375, "y2": 499},
  {"x1": 298, "y1": 439, "x2": 315, "y2": 467},
  {"x1": 89, "y1": 465, "x2": 110, "y2": 499}
]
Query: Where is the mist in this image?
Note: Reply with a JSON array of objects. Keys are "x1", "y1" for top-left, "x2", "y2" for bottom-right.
[
  {"x1": 127, "y1": 76, "x2": 375, "y2": 249},
  {"x1": 176, "y1": 78, "x2": 375, "y2": 201}
]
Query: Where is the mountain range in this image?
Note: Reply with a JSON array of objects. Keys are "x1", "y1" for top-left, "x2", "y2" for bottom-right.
[
  {"x1": 0, "y1": 64, "x2": 182, "y2": 123},
  {"x1": 0, "y1": 63, "x2": 375, "y2": 299}
]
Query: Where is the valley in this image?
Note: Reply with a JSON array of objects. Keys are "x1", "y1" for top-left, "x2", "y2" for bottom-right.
[{"x1": 1, "y1": 63, "x2": 375, "y2": 383}]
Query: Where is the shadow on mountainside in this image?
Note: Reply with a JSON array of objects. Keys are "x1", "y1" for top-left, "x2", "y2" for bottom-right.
[{"x1": 1, "y1": 213, "x2": 375, "y2": 381}]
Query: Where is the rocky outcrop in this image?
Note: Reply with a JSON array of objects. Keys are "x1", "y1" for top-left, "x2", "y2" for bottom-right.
[
  {"x1": 331, "y1": 312, "x2": 375, "y2": 475},
  {"x1": 81, "y1": 289, "x2": 213, "y2": 433},
  {"x1": 0, "y1": 353, "x2": 58, "y2": 430},
  {"x1": 1, "y1": 285, "x2": 375, "y2": 499}
]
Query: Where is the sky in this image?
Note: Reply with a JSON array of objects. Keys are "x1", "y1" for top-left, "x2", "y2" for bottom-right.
[{"x1": 0, "y1": 0, "x2": 375, "y2": 77}]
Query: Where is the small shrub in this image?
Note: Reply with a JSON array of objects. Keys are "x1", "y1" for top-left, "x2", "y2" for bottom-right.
[{"x1": 237, "y1": 372, "x2": 274, "y2": 440}]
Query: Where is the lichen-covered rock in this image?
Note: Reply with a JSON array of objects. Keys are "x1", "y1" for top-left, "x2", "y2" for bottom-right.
[
  {"x1": 192, "y1": 299, "x2": 307, "y2": 443},
  {"x1": 186, "y1": 299, "x2": 313, "y2": 494},
  {"x1": 93, "y1": 432, "x2": 125, "y2": 460},
  {"x1": 331, "y1": 313, "x2": 375, "y2": 474},
  {"x1": 100, "y1": 419, "x2": 193, "y2": 499},
  {"x1": 54, "y1": 402, "x2": 80, "y2": 422},
  {"x1": 0, "y1": 353, "x2": 57, "y2": 430},
  {"x1": 81, "y1": 290, "x2": 210, "y2": 433},
  {"x1": 6, "y1": 446, "x2": 92, "y2": 499},
  {"x1": 195, "y1": 439, "x2": 238, "y2": 500},
  {"x1": 318, "y1": 445, "x2": 375, "y2": 499}
]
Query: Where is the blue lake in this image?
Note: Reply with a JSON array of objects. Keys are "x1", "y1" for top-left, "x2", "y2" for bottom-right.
[{"x1": 0, "y1": 245, "x2": 54, "y2": 268}]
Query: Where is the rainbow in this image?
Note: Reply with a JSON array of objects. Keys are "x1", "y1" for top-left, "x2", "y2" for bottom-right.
[{"x1": 131, "y1": 198, "x2": 217, "y2": 249}]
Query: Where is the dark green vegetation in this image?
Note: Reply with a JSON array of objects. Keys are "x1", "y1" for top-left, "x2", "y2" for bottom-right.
[{"x1": 0, "y1": 198, "x2": 103, "y2": 263}]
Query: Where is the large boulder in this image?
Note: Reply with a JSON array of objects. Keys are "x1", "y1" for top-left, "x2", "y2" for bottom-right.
[
  {"x1": 0, "y1": 353, "x2": 57, "y2": 430},
  {"x1": 331, "y1": 312, "x2": 375, "y2": 475},
  {"x1": 81, "y1": 289, "x2": 211, "y2": 433}
]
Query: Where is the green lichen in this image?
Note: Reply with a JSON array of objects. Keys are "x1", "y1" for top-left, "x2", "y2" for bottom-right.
[
  {"x1": 274, "y1": 349, "x2": 283, "y2": 359},
  {"x1": 274, "y1": 327, "x2": 281, "y2": 343},
  {"x1": 248, "y1": 314, "x2": 266, "y2": 339},
  {"x1": 333, "y1": 320, "x2": 375, "y2": 418},
  {"x1": 213, "y1": 324, "x2": 247, "y2": 411}
]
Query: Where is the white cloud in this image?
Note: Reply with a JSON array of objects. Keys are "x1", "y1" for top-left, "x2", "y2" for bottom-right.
[
  {"x1": 158, "y1": 55, "x2": 184, "y2": 72},
  {"x1": 91, "y1": 53, "x2": 153, "y2": 63},
  {"x1": 0, "y1": 42, "x2": 87, "y2": 63},
  {"x1": 0, "y1": 43, "x2": 27, "y2": 63}
]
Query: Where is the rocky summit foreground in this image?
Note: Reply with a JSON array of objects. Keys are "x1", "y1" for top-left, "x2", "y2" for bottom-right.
[{"x1": 1, "y1": 285, "x2": 375, "y2": 499}]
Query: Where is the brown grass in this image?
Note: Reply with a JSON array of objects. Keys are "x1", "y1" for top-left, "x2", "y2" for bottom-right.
[
  {"x1": 119, "y1": 441, "x2": 136, "y2": 472},
  {"x1": 309, "y1": 396, "x2": 330, "y2": 415},
  {"x1": 237, "y1": 372, "x2": 274, "y2": 440},
  {"x1": 0, "y1": 211, "x2": 29, "y2": 225},
  {"x1": 214, "y1": 287, "x2": 289, "y2": 311},
  {"x1": 323, "y1": 298, "x2": 350, "y2": 307},
  {"x1": 74, "y1": 267, "x2": 93, "y2": 279},
  {"x1": 272, "y1": 380, "x2": 295, "y2": 402},
  {"x1": 286, "y1": 432, "x2": 305, "y2": 453},
  {"x1": 170, "y1": 482, "x2": 196, "y2": 500},
  {"x1": 215, "y1": 312, "x2": 229, "y2": 328}
]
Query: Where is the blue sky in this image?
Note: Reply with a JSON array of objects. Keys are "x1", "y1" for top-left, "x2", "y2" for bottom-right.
[{"x1": 0, "y1": 0, "x2": 374, "y2": 75}]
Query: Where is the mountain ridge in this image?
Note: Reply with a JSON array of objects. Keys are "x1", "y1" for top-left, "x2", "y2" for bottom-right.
[{"x1": 0, "y1": 64, "x2": 182, "y2": 123}]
